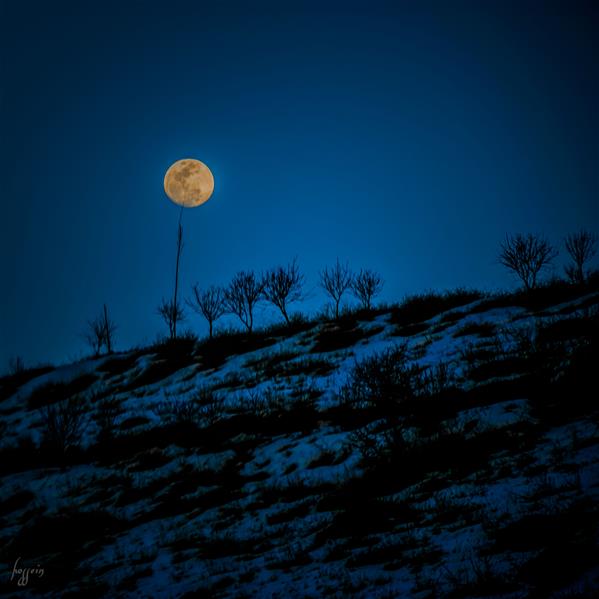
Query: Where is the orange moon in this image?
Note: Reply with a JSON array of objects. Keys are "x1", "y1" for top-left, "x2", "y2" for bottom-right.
[{"x1": 163, "y1": 158, "x2": 214, "y2": 207}]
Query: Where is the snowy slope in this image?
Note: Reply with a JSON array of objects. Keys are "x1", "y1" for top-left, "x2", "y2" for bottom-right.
[{"x1": 1, "y1": 286, "x2": 598, "y2": 598}]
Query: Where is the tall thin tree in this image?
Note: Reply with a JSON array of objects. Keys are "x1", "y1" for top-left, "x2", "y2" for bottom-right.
[
  {"x1": 101, "y1": 304, "x2": 116, "y2": 354},
  {"x1": 172, "y1": 211, "x2": 184, "y2": 339}
]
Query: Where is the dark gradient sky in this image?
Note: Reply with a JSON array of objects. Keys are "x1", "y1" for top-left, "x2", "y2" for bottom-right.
[{"x1": 1, "y1": 1, "x2": 597, "y2": 367}]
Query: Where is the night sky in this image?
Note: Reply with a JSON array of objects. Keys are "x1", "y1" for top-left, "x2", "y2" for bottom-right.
[{"x1": 1, "y1": 0, "x2": 597, "y2": 368}]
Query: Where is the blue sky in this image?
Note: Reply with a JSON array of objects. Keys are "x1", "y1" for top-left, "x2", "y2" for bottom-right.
[{"x1": 1, "y1": 0, "x2": 597, "y2": 367}]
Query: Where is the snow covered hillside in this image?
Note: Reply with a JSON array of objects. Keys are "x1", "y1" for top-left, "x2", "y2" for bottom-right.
[{"x1": 1, "y1": 282, "x2": 599, "y2": 598}]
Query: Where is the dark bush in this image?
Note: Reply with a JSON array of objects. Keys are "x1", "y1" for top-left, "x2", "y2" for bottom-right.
[
  {"x1": 452, "y1": 321, "x2": 497, "y2": 338},
  {"x1": 151, "y1": 331, "x2": 198, "y2": 360},
  {"x1": 420, "y1": 361, "x2": 456, "y2": 395},
  {"x1": 469, "y1": 275, "x2": 599, "y2": 315},
  {"x1": 0, "y1": 489, "x2": 35, "y2": 517},
  {"x1": 7, "y1": 508, "x2": 123, "y2": 558},
  {"x1": 94, "y1": 396, "x2": 121, "y2": 444},
  {"x1": 390, "y1": 289, "x2": 483, "y2": 327},
  {"x1": 336, "y1": 344, "x2": 422, "y2": 413},
  {"x1": 312, "y1": 321, "x2": 383, "y2": 353},
  {"x1": 195, "y1": 329, "x2": 278, "y2": 371},
  {"x1": 467, "y1": 356, "x2": 529, "y2": 382},
  {"x1": 39, "y1": 396, "x2": 85, "y2": 456},
  {"x1": 118, "y1": 415, "x2": 151, "y2": 431},
  {"x1": 261, "y1": 312, "x2": 314, "y2": 336},
  {"x1": 0, "y1": 435, "x2": 39, "y2": 475},
  {"x1": 194, "y1": 386, "x2": 225, "y2": 425},
  {"x1": 154, "y1": 386, "x2": 225, "y2": 429},
  {"x1": 120, "y1": 333, "x2": 198, "y2": 390},
  {"x1": 246, "y1": 351, "x2": 335, "y2": 381},
  {"x1": 27, "y1": 373, "x2": 96, "y2": 410},
  {"x1": 97, "y1": 352, "x2": 143, "y2": 377},
  {"x1": 393, "y1": 322, "x2": 430, "y2": 337},
  {"x1": 535, "y1": 315, "x2": 593, "y2": 345},
  {"x1": 0, "y1": 364, "x2": 55, "y2": 404}
]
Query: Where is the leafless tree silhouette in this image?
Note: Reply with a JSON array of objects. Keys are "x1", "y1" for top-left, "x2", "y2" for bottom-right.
[
  {"x1": 158, "y1": 298, "x2": 186, "y2": 340},
  {"x1": 565, "y1": 230, "x2": 597, "y2": 284},
  {"x1": 262, "y1": 258, "x2": 304, "y2": 324},
  {"x1": 224, "y1": 271, "x2": 265, "y2": 333},
  {"x1": 499, "y1": 233, "x2": 557, "y2": 291},
  {"x1": 320, "y1": 259, "x2": 353, "y2": 319},
  {"x1": 85, "y1": 317, "x2": 105, "y2": 357},
  {"x1": 85, "y1": 304, "x2": 116, "y2": 356},
  {"x1": 188, "y1": 284, "x2": 226, "y2": 339},
  {"x1": 351, "y1": 269, "x2": 384, "y2": 310}
]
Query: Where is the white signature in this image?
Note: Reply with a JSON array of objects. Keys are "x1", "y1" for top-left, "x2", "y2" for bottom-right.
[{"x1": 10, "y1": 557, "x2": 45, "y2": 587}]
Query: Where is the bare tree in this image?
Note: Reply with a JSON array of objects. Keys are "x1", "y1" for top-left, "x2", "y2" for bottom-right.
[
  {"x1": 499, "y1": 234, "x2": 558, "y2": 291},
  {"x1": 85, "y1": 305, "x2": 116, "y2": 356},
  {"x1": 188, "y1": 284, "x2": 226, "y2": 339},
  {"x1": 262, "y1": 258, "x2": 304, "y2": 324},
  {"x1": 224, "y1": 271, "x2": 264, "y2": 333},
  {"x1": 85, "y1": 315, "x2": 106, "y2": 357},
  {"x1": 565, "y1": 230, "x2": 597, "y2": 284},
  {"x1": 157, "y1": 298, "x2": 186, "y2": 340},
  {"x1": 351, "y1": 268, "x2": 384, "y2": 310},
  {"x1": 320, "y1": 259, "x2": 353, "y2": 319}
]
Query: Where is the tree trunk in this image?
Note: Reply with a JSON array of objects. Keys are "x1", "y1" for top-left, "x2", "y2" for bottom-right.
[
  {"x1": 173, "y1": 220, "x2": 183, "y2": 339},
  {"x1": 103, "y1": 304, "x2": 112, "y2": 354}
]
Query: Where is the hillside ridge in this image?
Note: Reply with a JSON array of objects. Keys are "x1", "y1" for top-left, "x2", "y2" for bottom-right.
[{"x1": 1, "y1": 282, "x2": 598, "y2": 597}]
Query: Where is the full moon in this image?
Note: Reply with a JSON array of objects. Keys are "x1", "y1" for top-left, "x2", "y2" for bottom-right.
[{"x1": 164, "y1": 158, "x2": 215, "y2": 207}]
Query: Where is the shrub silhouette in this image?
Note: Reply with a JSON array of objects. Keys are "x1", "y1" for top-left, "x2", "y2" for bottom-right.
[
  {"x1": 95, "y1": 396, "x2": 120, "y2": 445},
  {"x1": 337, "y1": 344, "x2": 420, "y2": 413},
  {"x1": 390, "y1": 289, "x2": 483, "y2": 327},
  {"x1": 40, "y1": 396, "x2": 85, "y2": 457}
]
